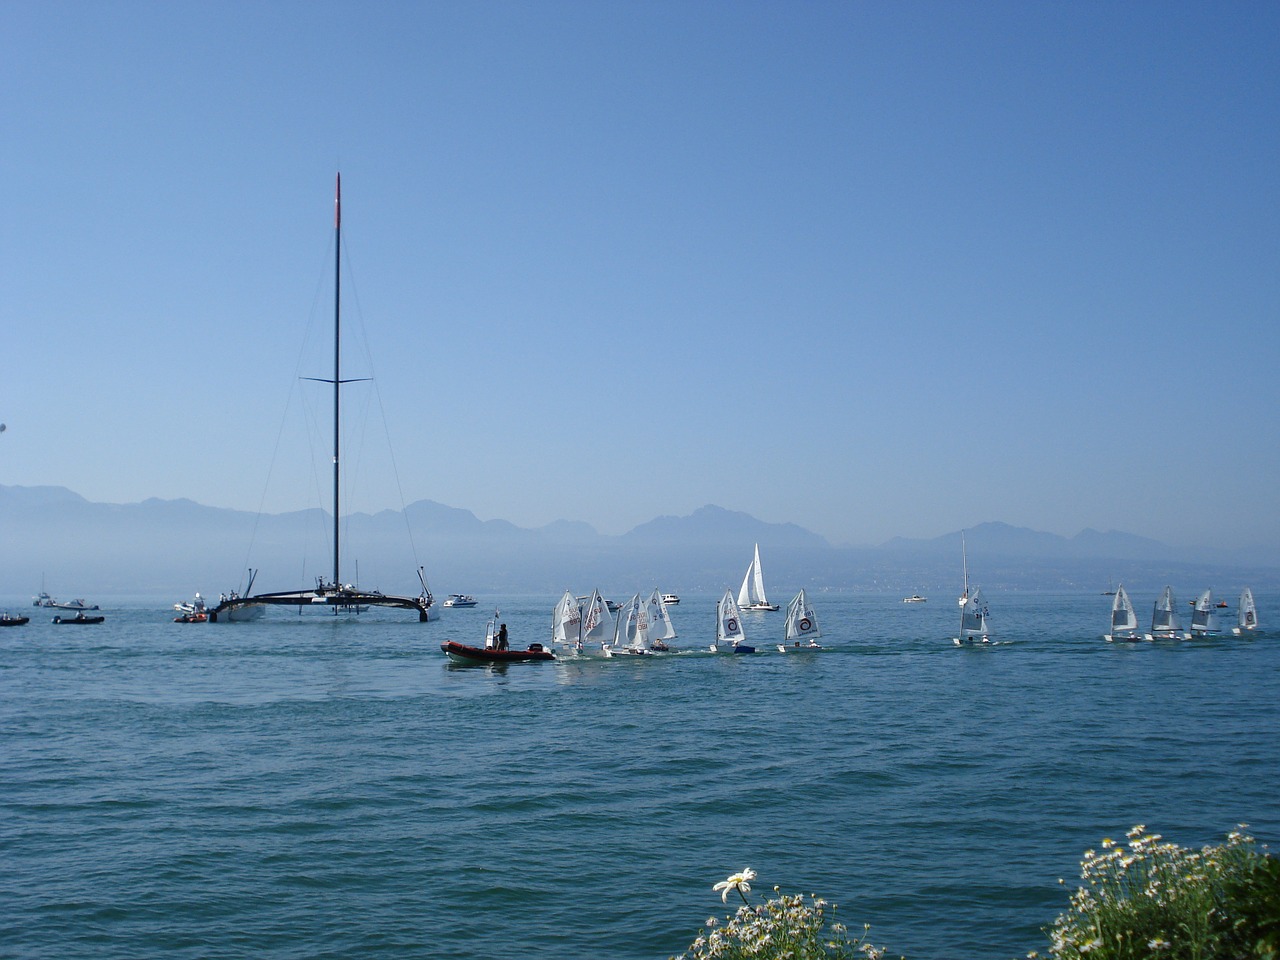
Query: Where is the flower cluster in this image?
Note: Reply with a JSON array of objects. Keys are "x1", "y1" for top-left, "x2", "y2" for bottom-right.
[
  {"x1": 1037, "y1": 825, "x2": 1275, "y2": 960},
  {"x1": 674, "y1": 871, "x2": 900, "y2": 960}
]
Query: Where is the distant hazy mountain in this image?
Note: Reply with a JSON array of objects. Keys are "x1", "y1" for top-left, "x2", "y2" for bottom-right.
[{"x1": 2, "y1": 485, "x2": 1275, "y2": 599}]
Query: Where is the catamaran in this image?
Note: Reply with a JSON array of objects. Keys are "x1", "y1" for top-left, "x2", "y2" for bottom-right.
[
  {"x1": 209, "y1": 176, "x2": 433, "y2": 623},
  {"x1": 778, "y1": 589, "x2": 822, "y2": 652},
  {"x1": 1103, "y1": 584, "x2": 1143, "y2": 642},
  {"x1": 1233, "y1": 587, "x2": 1258, "y2": 635},
  {"x1": 1188, "y1": 589, "x2": 1221, "y2": 637},
  {"x1": 1146, "y1": 586, "x2": 1183, "y2": 640},
  {"x1": 737, "y1": 543, "x2": 780, "y2": 611}
]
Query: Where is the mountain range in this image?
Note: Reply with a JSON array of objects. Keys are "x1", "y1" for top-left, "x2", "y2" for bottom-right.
[{"x1": 2, "y1": 484, "x2": 1275, "y2": 599}]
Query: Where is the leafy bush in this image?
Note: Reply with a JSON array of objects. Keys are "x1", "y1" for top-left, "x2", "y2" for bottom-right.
[
  {"x1": 1034, "y1": 825, "x2": 1279, "y2": 960},
  {"x1": 673, "y1": 868, "x2": 901, "y2": 960}
]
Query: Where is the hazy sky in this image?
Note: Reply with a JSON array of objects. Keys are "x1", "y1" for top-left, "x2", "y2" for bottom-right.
[{"x1": 2, "y1": 1, "x2": 1277, "y2": 551}]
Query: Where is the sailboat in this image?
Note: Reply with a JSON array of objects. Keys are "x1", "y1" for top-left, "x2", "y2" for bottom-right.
[
  {"x1": 954, "y1": 534, "x2": 991, "y2": 644},
  {"x1": 1146, "y1": 586, "x2": 1184, "y2": 640},
  {"x1": 711, "y1": 588, "x2": 754, "y2": 653},
  {"x1": 1188, "y1": 589, "x2": 1221, "y2": 637},
  {"x1": 551, "y1": 590, "x2": 583, "y2": 652},
  {"x1": 737, "y1": 543, "x2": 779, "y2": 611},
  {"x1": 579, "y1": 588, "x2": 614, "y2": 652},
  {"x1": 603, "y1": 594, "x2": 654, "y2": 657},
  {"x1": 209, "y1": 176, "x2": 433, "y2": 624},
  {"x1": 1233, "y1": 587, "x2": 1258, "y2": 635},
  {"x1": 1103, "y1": 584, "x2": 1142, "y2": 642},
  {"x1": 778, "y1": 589, "x2": 821, "y2": 652},
  {"x1": 645, "y1": 588, "x2": 677, "y2": 651}
]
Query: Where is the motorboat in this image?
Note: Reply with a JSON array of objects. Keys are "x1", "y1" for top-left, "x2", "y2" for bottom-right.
[
  {"x1": 174, "y1": 593, "x2": 209, "y2": 622},
  {"x1": 442, "y1": 594, "x2": 478, "y2": 608},
  {"x1": 440, "y1": 640, "x2": 555, "y2": 664},
  {"x1": 661, "y1": 593, "x2": 680, "y2": 605},
  {"x1": 1, "y1": 612, "x2": 30, "y2": 627},
  {"x1": 902, "y1": 595, "x2": 927, "y2": 603},
  {"x1": 52, "y1": 612, "x2": 105, "y2": 624}
]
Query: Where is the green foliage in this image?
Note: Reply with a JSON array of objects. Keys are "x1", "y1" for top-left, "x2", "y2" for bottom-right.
[
  {"x1": 673, "y1": 877, "x2": 901, "y2": 960},
  {"x1": 1034, "y1": 825, "x2": 1278, "y2": 960}
]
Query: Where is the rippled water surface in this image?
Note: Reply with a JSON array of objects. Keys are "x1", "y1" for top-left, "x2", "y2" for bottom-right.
[{"x1": 3, "y1": 592, "x2": 1277, "y2": 959}]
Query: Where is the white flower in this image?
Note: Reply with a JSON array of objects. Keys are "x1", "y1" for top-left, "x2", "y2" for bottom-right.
[{"x1": 713, "y1": 868, "x2": 757, "y2": 903}]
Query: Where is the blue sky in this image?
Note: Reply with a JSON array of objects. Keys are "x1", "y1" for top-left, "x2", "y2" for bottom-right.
[{"x1": 2, "y1": 1, "x2": 1277, "y2": 551}]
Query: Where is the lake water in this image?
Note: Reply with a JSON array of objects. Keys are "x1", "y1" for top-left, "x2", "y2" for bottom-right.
[{"x1": 2, "y1": 591, "x2": 1276, "y2": 959}]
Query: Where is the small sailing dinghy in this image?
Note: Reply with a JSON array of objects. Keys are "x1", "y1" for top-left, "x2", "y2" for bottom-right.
[
  {"x1": 954, "y1": 533, "x2": 991, "y2": 645},
  {"x1": 603, "y1": 594, "x2": 656, "y2": 657},
  {"x1": 737, "y1": 543, "x2": 780, "y2": 611},
  {"x1": 551, "y1": 590, "x2": 583, "y2": 652},
  {"x1": 1103, "y1": 584, "x2": 1143, "y2": 642},
  {"x1": 778, "y1": 589, "x2": 822, "y2": 652},
  {"x1": 1146, "y1": 585, "x2": 1184, "y2": 640},
  {"x1": 1233, "y1": 587, "x2": 1258, "y2": 635},
  {"x1": 1189, "y1": 589, "x2": 1222, "y2": 637},
  {"x1": 712, "y1": 589, "x2": 754, "y2": 653},
  {"x1": 578, "y1": 589, "x2": 614, "y2": 653},
  {"x1": 441, "y1": 613, "x2": 555, "y2": 664},
  {"x1": 645, "y1": 589, "x2": 677, "y2": 651}
]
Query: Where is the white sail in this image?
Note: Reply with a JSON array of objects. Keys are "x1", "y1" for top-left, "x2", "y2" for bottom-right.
[
  {"x1": 1105, "y1": 584, "x2": 1141, "y2": 641},
  {"x1": 604, "y1": 594, "x2": 651, "y2": 656},
  {"x1": 959, "y1": 587, "x2": 990, "y2": 643},
  {"x1": 714, "y1": 588, "x2": 748, "y2": 651},
  {"x1": 781, "y1": 589, "x2": 822, "y2": 651},
  {"x1": 1235, "y1": 587, "x2": 1257, "y2": 634},
  {"x1": 737, "y1": 543, "x2": 777, "y2": 610},
  {"x1": 646, "y1": 589, "x2": 677, "y2": 643},
  {"x1": 1148, "y1": 586, "x2": 1182, "y2": 640},
  {"x1": 1189, "y1": 589, "x2": 1220, "y2": 636},
  {"x1": 552, "y1": 590, "x2": 581, "y2": 647},
  {"x1": 580, "y1": 589, "x2": 614, "y2": 647}
]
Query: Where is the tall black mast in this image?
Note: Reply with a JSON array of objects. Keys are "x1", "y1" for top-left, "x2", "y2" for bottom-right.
[{"x1": 332, "y1": 173, "x2": 341, "y2": 588}]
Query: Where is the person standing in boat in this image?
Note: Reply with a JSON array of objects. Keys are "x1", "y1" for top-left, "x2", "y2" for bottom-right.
[{"x1": 497, "y1": 623, "x2": 509, "y2": 650}]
